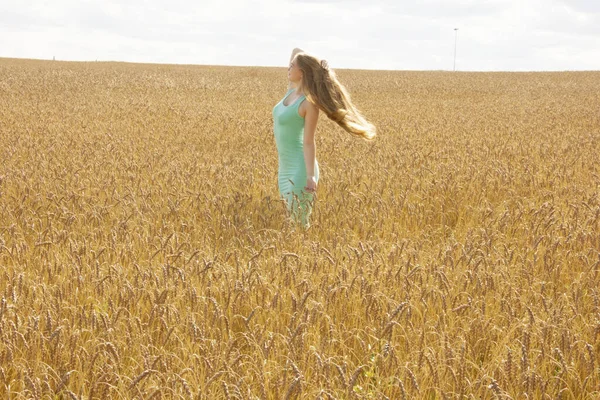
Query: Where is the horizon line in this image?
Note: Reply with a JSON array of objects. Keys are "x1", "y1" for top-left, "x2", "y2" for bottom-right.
[{"x1": 1, "y1": 56, "x2": 598, "y2": 73}]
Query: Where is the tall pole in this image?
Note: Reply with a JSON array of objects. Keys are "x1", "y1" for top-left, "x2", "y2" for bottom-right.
[{"x1": 453, "y1": 28, "x2": 458, "y2": 71}]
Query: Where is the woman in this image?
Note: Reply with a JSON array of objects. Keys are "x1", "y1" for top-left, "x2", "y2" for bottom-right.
[{"x1": 272, "y1": 47, "x2": 377, "y2": 229}]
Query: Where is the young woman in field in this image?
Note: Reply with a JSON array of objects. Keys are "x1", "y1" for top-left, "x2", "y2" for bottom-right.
[{"x1": 272, "y1": 47, "x2": 377, "y2": 229}]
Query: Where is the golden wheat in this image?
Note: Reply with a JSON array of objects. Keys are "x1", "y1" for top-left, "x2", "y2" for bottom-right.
[{"x1": 0, "y1": 57, "x2": 599, "y2": 398}]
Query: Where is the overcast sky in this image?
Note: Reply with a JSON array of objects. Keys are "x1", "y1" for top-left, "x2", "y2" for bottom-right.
[{"x1": 1, "y1": 0, "x2": 599, "y2": 71}]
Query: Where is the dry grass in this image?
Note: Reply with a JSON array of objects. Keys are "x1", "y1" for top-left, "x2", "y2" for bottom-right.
[{"x1": 0, "y1": 57, "x2": 599, "y2": 399}]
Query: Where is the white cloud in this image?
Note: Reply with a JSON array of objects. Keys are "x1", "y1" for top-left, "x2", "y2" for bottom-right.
[{"x1": 1, "y1": 0, "x2": 598, "y2": 70}]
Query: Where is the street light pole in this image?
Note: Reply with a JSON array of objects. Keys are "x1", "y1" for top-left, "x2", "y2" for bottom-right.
[{"x1": 453, "y1": 28, "x2": 459, "y2": 71}]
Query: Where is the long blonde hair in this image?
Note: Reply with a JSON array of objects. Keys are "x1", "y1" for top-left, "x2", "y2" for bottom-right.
[{"x1": 294, "y1": 52, "x2": 376, "y2": 140}]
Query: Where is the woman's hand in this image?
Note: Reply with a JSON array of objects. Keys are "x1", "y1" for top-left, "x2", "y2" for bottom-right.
[{"x1": 304, "y1": 176, "x2": 317, "y2": 193}]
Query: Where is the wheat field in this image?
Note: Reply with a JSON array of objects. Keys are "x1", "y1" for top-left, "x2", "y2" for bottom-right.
[{"x1": 0, "y1": 57, "x2": 599, "y2": 399}]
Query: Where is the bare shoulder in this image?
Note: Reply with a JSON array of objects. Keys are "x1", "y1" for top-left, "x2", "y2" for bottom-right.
[{"x1": 299, "y1": 98, "x2": 319, "y2": 119}]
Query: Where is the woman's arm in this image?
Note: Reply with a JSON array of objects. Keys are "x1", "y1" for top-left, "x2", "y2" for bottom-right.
[
  {"x1": 288, "y1": 48, "x2": 304, "y2": 89},
  {"x1": 290, "y1": 47, "x2": 304, "y2": 65},
  {"x1": 303, "y1": 101, "x2": 320, "y2": 189}
]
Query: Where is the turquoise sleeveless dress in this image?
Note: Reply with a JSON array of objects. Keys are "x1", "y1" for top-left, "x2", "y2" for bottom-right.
[{"x1": 272, "y1": 87, "x2": 320, "y2": 228}]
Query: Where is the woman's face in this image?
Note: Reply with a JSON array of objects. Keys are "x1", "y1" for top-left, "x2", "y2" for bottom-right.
[{"x1": 288, "y1": 57, "x2": 303, "y2": 84}]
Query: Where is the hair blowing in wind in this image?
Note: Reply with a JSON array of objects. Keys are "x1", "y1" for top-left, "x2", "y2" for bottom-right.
[{"x1": 294, "y1": 52, "x2": 377, "y2": 140}]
